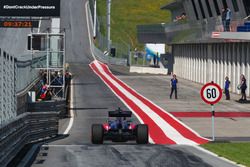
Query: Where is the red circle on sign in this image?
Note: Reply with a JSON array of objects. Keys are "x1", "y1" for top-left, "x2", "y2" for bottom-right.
[{"x1": 200, "y1": 83, "x2": 223, "y2": 105}]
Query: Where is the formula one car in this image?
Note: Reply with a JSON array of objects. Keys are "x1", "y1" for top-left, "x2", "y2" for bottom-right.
[{"x1": 91, "y1": 108, "x2": 148, "y2": 144}]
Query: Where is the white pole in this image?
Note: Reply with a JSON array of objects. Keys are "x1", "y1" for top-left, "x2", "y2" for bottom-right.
[
  {"x1": 47, "y1": 31, "x2": 49, "y2": 86},
  {"x1": 107, "y1": 0, "x2": 111, "y2": 52},
  {"x1": 211, "y1": 104, "x2": 215, "y2": 141},
  {"x1": 93, "y1": 0, "x2": 97, "y2": 38},
  {"x1": 63, "y1": 31, "x2": 66, "y2": 98}
]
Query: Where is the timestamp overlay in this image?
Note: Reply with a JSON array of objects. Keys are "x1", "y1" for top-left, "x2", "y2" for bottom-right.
[{"x1": 0, "y1": 21, "x2": 39, "y2": 28}]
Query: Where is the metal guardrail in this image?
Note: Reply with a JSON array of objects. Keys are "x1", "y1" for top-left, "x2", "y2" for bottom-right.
[
  {"x1": 17, "y1": 93, "x2": 29, "y2": 116},
  {"x1": 28, "y1": 100, "x2": 67, "y2": 118},
  {"x1": 64, "y1": 77, "x2": 71, "y2": 117},
  {"x1": 214, "y1": 19, "x2": 245, "y2": 32},
  {"x1": 91, "y1": 44, "x2": 128, "y2": 66},
  {"x1": 0, "y1": 112, "x2": 59, "y2": 167}
]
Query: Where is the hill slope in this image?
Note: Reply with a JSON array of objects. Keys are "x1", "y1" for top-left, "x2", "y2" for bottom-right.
[{"x1": 96, "y1": 0, "x2": 173, "y2": 49}]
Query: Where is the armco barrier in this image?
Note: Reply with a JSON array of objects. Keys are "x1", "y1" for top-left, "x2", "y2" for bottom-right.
[
  {"x1": 28, "y1": 100, "x2": 67, "y2": 118},
  {"x1": 28, "y1": 100, "x2": 66, "y2": 112},
  {"x1": 0, "y1": 112, "x2": 59, "y2": 167}
]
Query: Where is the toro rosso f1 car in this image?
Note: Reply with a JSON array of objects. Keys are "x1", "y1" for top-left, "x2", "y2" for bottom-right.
[{"x1": 91, "y1": 108, "x2": 148, "y2": 144}]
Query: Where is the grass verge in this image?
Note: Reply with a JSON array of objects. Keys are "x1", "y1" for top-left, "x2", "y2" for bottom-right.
[
  {"x1": 96, "y1": 0, "x2": 173, "y2": 49},
  {"x1": 202, "y1": 142, "x2": 250, "y2": 167}
]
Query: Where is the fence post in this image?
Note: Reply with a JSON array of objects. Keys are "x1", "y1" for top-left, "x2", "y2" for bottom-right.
[
  {"x1": 128, "y1": 48, "x2": 131, "y2": 66},
  {"x1": 143, "y1": 53, "x2": 145, "y2": 66}
]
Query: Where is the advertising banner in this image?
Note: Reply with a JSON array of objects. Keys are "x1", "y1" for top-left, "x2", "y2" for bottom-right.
[{"x1": 0, "y1": 0, "x2": 60, "y2": 17}]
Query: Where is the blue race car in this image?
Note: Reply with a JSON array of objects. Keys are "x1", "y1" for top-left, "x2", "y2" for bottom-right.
[{"x1": 91, "y1": 108, "x2": 148, "y2": 144}]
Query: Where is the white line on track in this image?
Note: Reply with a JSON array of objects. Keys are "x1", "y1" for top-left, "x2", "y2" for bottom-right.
[
  {"x1": 92, "y1": 62, "x2": 197, "y2": 145},
  {"x1": 63, "y1": 79, "x2": 74, "y2": 134},
  {"x1": 85, "y1": 2, "x2": 154, "y2": 143},
  {"x1": 85, "y1": 1, "x2": 96, "y2": 60},
  {"x1": 97, "y1": 61, "x2": 209, "y2": 143},
  {"x1": 194, "y1": 146, "x2": 245, "y2": 167},
  {"x1": 84, "y1": 1, "x2": 245, "y2": 167},
  {"x1": 63, "y1": 1, "x2": 94, "y2": 135},
  {"x1": 89, "y1": 62, "x2": 154, "y2": 144},
  {"x1": 91, "y1": 58, "x2": 244, "y2": 167},
  {"x1": 46, "y1": 145, "x2": 87, "y2": 147}
]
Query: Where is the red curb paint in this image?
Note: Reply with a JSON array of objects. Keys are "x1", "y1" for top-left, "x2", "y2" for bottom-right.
[
  {"x1": 90, "y1": 62, "x2": 176, "y2": 144},
  {"x1": 90, "y1": 61, "x2": 210, "y2": 145},
  {"x1": 170, "y1": 112, "x2": 250, "y2": 118},
  {"x1": 100, "y1": 63, "x2": 209, "y2": 144}
]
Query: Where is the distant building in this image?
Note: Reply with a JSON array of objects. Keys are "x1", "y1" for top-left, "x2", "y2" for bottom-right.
[
  {"x1": 162, "y1": 0, "x2": 248, "y2": 23},
  {"x1": 137, "y1": 0, "x2": 250, "y2": 96}
]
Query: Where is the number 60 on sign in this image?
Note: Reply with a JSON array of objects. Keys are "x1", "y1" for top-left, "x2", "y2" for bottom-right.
[{"x1": 200, "y1": 83, "x2": 222, "y2": 105}]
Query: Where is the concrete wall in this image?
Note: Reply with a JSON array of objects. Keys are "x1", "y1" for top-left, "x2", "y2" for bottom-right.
[
  {"x1": 173, "y1": 42, "x2": 250, "y2": 96},
  {"x1": 0, "y1": 29, "x2": 31, "y2": 58},
  {"x1": 0, "y1": 50, "x2": 16, "y2": 126},
  {"x1": 0, "y1": 19, "x2": 50, "y2": 60}
]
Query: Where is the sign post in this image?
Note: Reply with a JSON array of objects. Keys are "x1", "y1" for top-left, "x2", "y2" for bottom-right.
[
  {"x1": 200, "y1": 82, "x2": 222, "y2": 141},
  {"x1": 211, "y1": 104, "x2": 215, "y2": 141}
]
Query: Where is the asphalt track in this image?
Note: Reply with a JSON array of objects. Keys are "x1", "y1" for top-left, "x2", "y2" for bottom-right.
[
  {"x1": 90, "y1": 60, "x2": 209, "y2": 145},
  {"x1": 31, "y1": 0, "x2": 238, "y2": 166}
]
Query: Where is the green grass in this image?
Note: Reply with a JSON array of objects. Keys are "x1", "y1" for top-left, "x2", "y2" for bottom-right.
[
  {"x1": 96, "y1": 0, "x2": 173, "y2": 49},
  {"x1": 202, "y1": 143, "x2": 250, "y2": 167}
]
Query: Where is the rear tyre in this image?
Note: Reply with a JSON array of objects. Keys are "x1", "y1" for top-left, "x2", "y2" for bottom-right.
[
  {"x1": 136, "y1": 124, "x2": 148, "y2": 144},
  {"x1": 91, "y1": 124, "x2": 103, "y2": 144}
]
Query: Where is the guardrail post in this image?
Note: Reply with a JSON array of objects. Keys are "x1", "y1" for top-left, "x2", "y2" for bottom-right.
[
  {"x1": 0, "y1": 112, "x2": 60, "y2": 166},
  {"x1": 0, "y1": 48, "x2": 2, "y2": 126}
]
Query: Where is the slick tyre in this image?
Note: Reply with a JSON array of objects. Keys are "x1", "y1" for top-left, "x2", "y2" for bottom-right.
[
  {"x1": 136, "y1": 124, "x2": 148, "y2": 144},
  {"x1": 91, "y1": 124, "x2": 103, "y2": 144}
]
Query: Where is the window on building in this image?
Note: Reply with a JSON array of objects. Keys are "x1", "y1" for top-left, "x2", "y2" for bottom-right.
[
  {"x1": 213, "y1": 0, "x2": 220, "y2": 15},
  {"x1": 239, "y1": 43, "x2": 242, "y2": 65},
  {"x1": 205, "y1": 0, "x2": 213, "y2": 17},
  {"x1": 243, "y1": 0, "x2": 250, "y2": 16},
  {"x1": 244, "y1": 43, "x2": 247, "y2": 65},
  {"x1": 191, "y1": 0, "x2": 199, "y2": 20},
  {"x1": 222, "y1": 0, "x2": 228, "y2": 8},
  {"x1": 231, "y1": 0, "x2": 239, "y2": 12},
  {"x1": 198, "y1": 0, "x2": 206, "y2": 18}
]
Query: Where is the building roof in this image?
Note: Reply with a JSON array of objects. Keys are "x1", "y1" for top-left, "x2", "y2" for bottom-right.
[{"x1": 161, "y1": 0, "x2": 183, "y2": 10}]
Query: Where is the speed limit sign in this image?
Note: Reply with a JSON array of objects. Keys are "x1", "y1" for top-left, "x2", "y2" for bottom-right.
[
  {"x1": 200, "y1": 82, "x2": 222, "y2": 141},
  {"x1": 200, "y1": 83, "x2": 222, "y2": 105}
]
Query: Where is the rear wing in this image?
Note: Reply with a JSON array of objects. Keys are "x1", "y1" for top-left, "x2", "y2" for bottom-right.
[{"x1": 108, "y1": 110, "x2": 132, "y2": 117}]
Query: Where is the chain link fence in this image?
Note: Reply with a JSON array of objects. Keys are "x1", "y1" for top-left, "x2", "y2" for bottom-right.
[
  {"x1": 16, "y1": 57, "x2": 40, "y2": 93},
  {"x1": 129, "y1": 51, "x2": 151, "y2": 67},
  {"x1": 89, "y1": 0, "x2": 130, "y2": 62},
  {"x1": 91, "y1": 43, "x2": 127, "y2": 65}
]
